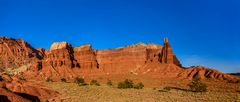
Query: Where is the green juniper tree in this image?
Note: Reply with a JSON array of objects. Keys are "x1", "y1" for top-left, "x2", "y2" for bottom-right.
[{"x1": 189, "y1": 75, "x2": 207, "y2": 92}]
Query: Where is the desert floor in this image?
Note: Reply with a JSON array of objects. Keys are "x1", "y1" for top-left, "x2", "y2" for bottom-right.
[{"x1": 36, "y1": 77, "x2": 240, "y2": 102}]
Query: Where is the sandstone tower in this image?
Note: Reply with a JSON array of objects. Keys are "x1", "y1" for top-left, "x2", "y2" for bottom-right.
[{"x1": 160, "y1": 38, "x2": 181, "y2": 67}]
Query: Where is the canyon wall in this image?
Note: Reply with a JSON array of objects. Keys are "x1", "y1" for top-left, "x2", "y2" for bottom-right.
[
  {"x1": 0, "y1": 37, "x2": 238, "y2": 82},
  {"x1": 0, "y1": 37, "x2": 42, "y2": 71}
]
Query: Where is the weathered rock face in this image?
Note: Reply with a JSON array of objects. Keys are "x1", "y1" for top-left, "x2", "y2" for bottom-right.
[
  {"x1": 0, "y1": 36, "x2": 238, "y2": 82},
  {"x1": 74, "y1": 44, "x2": 98, "y2": 70},
  {"x1": 36, "y1": 48, "x2": 45, "y2": 57},
  {"x1": 38, "y1": 42, "x2": 77, "y2": 79},
  {"x1": 0, "y1": 37, "x2": 42, "y2": 71},
  {"x1": 25, "y1": 42, "x2": 164, "y2": 79},
  {"x1": 0, "y1": 74, "x2": 59, "y2": 101},
  {"x1": 96, "y1": 43, "x2": 163, "y2": 74}
]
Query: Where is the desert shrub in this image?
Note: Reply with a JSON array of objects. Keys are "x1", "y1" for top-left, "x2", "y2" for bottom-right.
[
  {"x1": 133, "y1": 82, "x2": 144, "y2": 89},
  {"x1": 117, "y1": 79, "x2": 144, "y2": 89},
  {"x1": 90, "y1": 80, "x2": 100, "y2": 86},
  {"x1": 107, "y1": 80, "x2": 113, "y2": 86},
  {"x1": 117, "y1": 79, "x2": 134, "y2": 89},
  {"x1": 46, "y1": 77, "x2": 53, "y2": 82},
  {"x1": 189, "y1": 76, "x2": 207, "y2": 92},
  {"x1": 61, "y1": 78, "x2": 67, "y2": 82},
  {"x1": 75, "y1": 77, "x2": 87, "y2": 86}
]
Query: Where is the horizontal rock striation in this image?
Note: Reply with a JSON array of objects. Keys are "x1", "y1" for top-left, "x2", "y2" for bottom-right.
[
  {"x1": 0, "y1": 37, "x2": 238, "y2": 82},
  {"x1": 74, "y1": 44, "x2": 98, "y2": 70}
]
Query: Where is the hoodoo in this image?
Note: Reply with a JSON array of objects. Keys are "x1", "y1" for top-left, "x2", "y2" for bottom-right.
[{"x1": 160, "y1": 38, "x2": 181, "y2": 67}]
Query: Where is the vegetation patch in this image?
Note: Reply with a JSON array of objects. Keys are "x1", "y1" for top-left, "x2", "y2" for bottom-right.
[
  {"x1": 46, "y1": 77, "x2": 53, "y2": 82},
  {"x1": 117, "y1": 79, "x2": 134, "y2": 89},
  {"x1": 189, "y1": 76, "x2": 207, "y2": 92},
  {"x1": 117, "y1": 79, "x2": 144, "y2": 89},
  {"x1": 74, "y1": 77, "x2": 87, "y2": 86},
  {"x1": 107, "y1": 80, "x2": 113, "y2": 86},
  {"x1": 133, "y1": 82, "x2": 144, "y2": 89},
  {"x1": 90, "y1": 80, "x2": 100, "y2": 86},
  {"x1": 61, "y1": 78, "x2": 67, "y2": 82}
]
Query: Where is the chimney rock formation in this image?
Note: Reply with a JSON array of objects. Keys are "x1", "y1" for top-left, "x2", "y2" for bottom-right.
[{"x1": 160, "y1": 38, "x2": 181, "y2": 67}]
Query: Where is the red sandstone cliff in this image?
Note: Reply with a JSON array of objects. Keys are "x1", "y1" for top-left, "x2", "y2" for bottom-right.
[
  {"x1": 0, "y1": 37, "x2": 42, "y2": 71},
  {"x1": 0, "y1": 37, "x2": 238, "y2": 82},
  {"x1": 74, "y1": 44, "x2": 98, "y2": 70},
  {"x1": 95, "y1": 43, "x2": 163, "y2": 74},
  {"x1": 25, "y1": 42, "x2": 79, "y2": 80}
]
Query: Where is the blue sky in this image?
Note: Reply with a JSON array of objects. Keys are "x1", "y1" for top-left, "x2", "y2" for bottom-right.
[{"x1": 0, "y1": 0, "x2": 239, "y2": 73}]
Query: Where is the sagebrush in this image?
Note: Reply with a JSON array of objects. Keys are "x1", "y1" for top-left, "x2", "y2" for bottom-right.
[{"x1": 189, "y1": 76, "x2": 207, "y2": 92}]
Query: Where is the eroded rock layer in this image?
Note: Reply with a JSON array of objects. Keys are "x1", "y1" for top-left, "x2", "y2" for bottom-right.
[
  {"x1": 0, "y1": 37, "x2": 238, "y2": 82},
  {"x1": 74, "y1": 44, "x2": 98, "y2": 70},
  {"x1": 0, "y1": 37, "x2": 42, "y2": 70}
]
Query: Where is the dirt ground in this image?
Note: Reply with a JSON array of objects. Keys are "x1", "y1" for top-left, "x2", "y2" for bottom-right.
[{"x1": 37, "y1": 77, "x2": 239, "y2": 102}]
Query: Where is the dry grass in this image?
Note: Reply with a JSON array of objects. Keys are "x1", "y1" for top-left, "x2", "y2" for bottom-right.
[
  {"x1": 4, "y1": 64, "x2": 30, "y2": 75},
  {"x1": 40, "y1": 78, "x2": 239, "y2": 102}
]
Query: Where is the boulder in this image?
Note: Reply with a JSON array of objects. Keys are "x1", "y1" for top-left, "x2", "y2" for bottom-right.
[
  {"x1": 0, "y1": 74, "x2": 59, "y2": 101},
  {"x1": 74, "y1": 44, "x2": 92, "y2": 51},
  {"x1": 50, "y1": 42, "x2": 71, "y2": 51}
]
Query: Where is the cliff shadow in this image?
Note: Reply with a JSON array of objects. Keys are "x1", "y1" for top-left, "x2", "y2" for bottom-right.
[
  {"x1": 0, "y1": 95, "x2": 11, "y2": 102},
  {"x1": 14, "y1": 92, "x2": 40, "y2": 102}
]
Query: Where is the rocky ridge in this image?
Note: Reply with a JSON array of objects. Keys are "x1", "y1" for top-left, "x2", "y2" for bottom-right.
[
  {"x1": 0, "y1": 37, "x2": 238, "y2": 83},
  {"x1": 0, "y1": 37, "x2": 42, "y2": 70}
]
